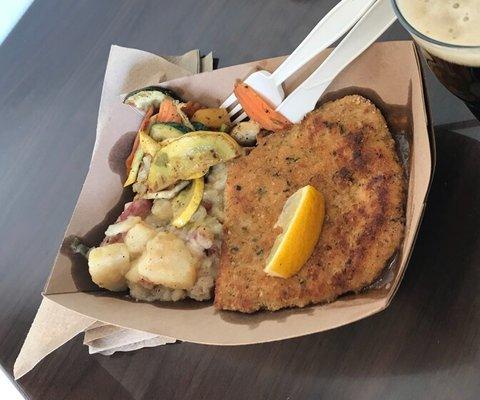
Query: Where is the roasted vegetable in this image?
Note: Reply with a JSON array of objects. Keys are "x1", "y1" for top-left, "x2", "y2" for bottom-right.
[
  {"x1": 155, "y1": 98, "x2": 182, "y2": 123},
  {"x1": 123, "y1": 86, "x2": 182, "y2": 111},
  {"x1": 162, "y1": 122, "x2": 191, "y2": 133},
  {"x1": 175, "y1": 103, "x2": 195, "y2": 130},
  {"x1": 230, "y1": 121, "x2": 261, "y2": 146},
  {"x1": 149, "y1": 123, "x2": 185, "y2": 141},
  {"x1": 171, "y1": 178, "x2": 204, "y2": 228},
  {"x1": 147, "y1": 131, "x2": 242, "y2": 191},
  {"x1": 139, "y1": 131, "x2": 162, "y2": 156},
  {"x1": 186, "y1": 171, "x2": 206, "y2": 179},
  {"x1": 233, "y1": 83, "x2": 292, "y2": 131},
  {"x1": 219, "y1": 123, "x2": 230, "y2": 133},
  {"x1": 181, "y1": 101, "x2": 204, "y2": 118},
  {"x1": 70, "y1": 237, "x2": 90, "y2": 258},
  {"x1": 191, "y1": 122, "x2": 209, "y2": 131},
  {"x1": 125, "y1": 106, "x2": 154, "y2": 173},
  {"x1": 141, "y1": 181, "x2": 190, "y2": 200},
  {"x1": 124, "y1": 148, "x2": 144, "y2": 187},
  {"x1": 191, "y1": 108, "x2": 230, "y2": 129}
]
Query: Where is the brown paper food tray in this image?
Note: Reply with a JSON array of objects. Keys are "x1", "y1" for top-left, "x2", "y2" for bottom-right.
[{"x1": 43, "y1": 41, "x2": 434, "y2": 345}]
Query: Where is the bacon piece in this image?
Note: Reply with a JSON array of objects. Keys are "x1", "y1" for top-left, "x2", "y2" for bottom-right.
[{"x1": 119, "y1": 199, "x2": 152, "y2": 221}]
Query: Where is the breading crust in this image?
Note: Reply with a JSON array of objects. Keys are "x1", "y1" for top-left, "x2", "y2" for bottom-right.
[{"x1": 215, "y1": 95, "x2": 406, "y2": 313}]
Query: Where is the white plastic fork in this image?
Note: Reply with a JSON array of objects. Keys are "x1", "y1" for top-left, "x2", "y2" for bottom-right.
[
  {"x1": 221, "y1": 0, "x2": 377, "y2": 122},
  {"x1": 276, "y1": 0, "x2": 397, "y2": 123}
]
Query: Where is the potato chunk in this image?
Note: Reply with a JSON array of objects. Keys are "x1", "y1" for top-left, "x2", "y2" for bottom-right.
[
  {"x1": 104, "y1": 216, "x2": 141, "y2": 237},
  {"x1": 124, "y1": 222, "x2": 156, "y2": 258},
  {"x1": 151, "y1": 199, "x2": 173, "y2": 224},
  {"x1": 88, "y1": 243, "x2": 130, "y2": 291},
  {"x1": 230, "y1": 121, "x2": 260, "y2": 146},
  {"x1": 125, "y1": 255, "x2": 153, "y2": 286},
  {"x1": 138, "y1": 232, "x2": 197, "y2": 289},
  {"x1": 125, "y1": 257, "x2": 142, "y2": 284}
]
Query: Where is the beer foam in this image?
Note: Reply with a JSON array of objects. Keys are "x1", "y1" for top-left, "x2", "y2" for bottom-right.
[{"x1": 397, "y1": 0, "x2": 480, "y2": 66}]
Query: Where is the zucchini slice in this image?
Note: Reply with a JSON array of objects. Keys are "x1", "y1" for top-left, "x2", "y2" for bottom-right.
[
  {"x1": 162, "y1": 122, "x2": 191, "y2": 134},
  {"x1": 123, "y1": 86, "x2": 183, "y2": 111},
  {"x1": 191, "y1": 122, "x2": 209, "y2": 131},
  {"x1": 149, "y1": 123, "x2": 186, "y2": 141}
]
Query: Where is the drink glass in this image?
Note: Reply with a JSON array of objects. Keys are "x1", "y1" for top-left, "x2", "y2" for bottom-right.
[{"x1": 392, "y1": 0, "x2": 480, "y2": 120}]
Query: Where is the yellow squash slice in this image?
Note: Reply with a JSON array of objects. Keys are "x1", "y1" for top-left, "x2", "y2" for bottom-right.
[
  {"x1": 191, "y1": 108, "x2": 230, "y2": 129},
  {"x1": 147, "y1": 131, "x2": 242, "y2": 192},
  {"x1": 171, "y1": 178, "x2": 204, "y2": 228}
]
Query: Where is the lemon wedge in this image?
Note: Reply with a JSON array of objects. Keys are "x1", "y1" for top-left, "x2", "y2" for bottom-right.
[
  {"x1": 264, "y1": 185, "x2": 325, "y2": 278},
  {"x1": 171, "y1": 178, "x2": 204, "y2": 228}
]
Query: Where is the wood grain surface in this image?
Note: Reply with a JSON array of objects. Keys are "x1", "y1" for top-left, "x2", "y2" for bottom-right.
[{"x1": 0, "y1": 1, "x2": 479, "y2": 399}]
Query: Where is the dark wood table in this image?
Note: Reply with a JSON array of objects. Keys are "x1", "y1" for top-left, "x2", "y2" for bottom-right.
[{"x1": 1, "y1": 1, "x2": 479, "y2": 399}]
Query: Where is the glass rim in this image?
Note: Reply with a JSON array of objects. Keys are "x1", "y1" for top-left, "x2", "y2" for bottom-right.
[{"x1": 391, "y1": 0, "x2": 480, "y2": 50}]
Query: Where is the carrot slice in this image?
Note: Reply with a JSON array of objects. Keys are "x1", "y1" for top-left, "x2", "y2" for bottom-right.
[
  {"x1": 181, "y1": 101, "x2": 205, "y2": 118},
  {"x1": 125, "y1": 105, "x2": 154, "y2": 171},
  {"x1": 233, "y1": 83, "x2": 292, "y2": 131},
  {"x1": 125, "y1": 133, "x2": 139, "y2": 171},
  {"x1": 139, "y1": 105, "x2": 154, "y2": 131},
  {"x1": 156, "y1": 99, "x2": 182, "y2": 123}
]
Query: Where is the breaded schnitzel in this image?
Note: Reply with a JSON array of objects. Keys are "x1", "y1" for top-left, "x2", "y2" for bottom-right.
[{"x1": 214, "y1": 95, "x2": 406, "y2": 313}]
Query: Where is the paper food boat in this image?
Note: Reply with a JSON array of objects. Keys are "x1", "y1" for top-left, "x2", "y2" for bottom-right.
[{"x1": 43, "y1": 41, "x2": 434, "y2": 345}]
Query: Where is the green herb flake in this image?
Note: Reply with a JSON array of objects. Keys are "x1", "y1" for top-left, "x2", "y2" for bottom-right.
[
  {"x1": 285, "y1": 156, "x2": 300, "y2": 163},
  {"x1": 257, "y1": 186, "x2": 267, "y2": 196}
]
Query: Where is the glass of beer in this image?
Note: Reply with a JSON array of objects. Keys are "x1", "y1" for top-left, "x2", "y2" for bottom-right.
[{"x1": 392, "y1": 0, "x2": 480, "y2": 120}]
